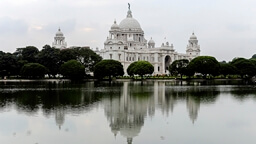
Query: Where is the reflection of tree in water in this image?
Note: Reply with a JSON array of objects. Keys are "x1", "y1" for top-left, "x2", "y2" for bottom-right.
[
  {"x1": 0, "y1": 81, "x2": 111, "y2": 129},
  {"x1": 0, "y1": 91, "x2": 40, "y2": 115},
  {"x1": 159, "y1": 84, "x2": 220, "y2": 123},
  {"x1": 230, "y1": 86, "x2": 256, "y2": 101}
]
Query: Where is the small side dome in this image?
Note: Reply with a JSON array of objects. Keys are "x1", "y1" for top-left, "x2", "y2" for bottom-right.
[
  {"x1": 190, "y1": 32, "x2": 197, "y2": 39},
  {"x1": 148, "y1": 37, "x2": 155, "y2": 44},
  {"x1": 56, "y1": 28, "x2": 63, "y2": 36},
  {"x1": 111, "y1": 20, "x2": 120, "y2": 29}
]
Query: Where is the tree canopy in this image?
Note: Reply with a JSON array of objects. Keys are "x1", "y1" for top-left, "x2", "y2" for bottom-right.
[
  {"x1": 37, "y1": 45, "x2": 61, "y2": 77},
  {"x1": 169, "y1": 59, "x2": 189, "y2": 78},
  {"x1": 21, "y1": 46, "x2": 39, "y2": 63},
  {"x1": 20, "y1": 63, "x2": 47, "y2": 78},
  {"x1": 60, "y1": 48, "x2": 77, "y2": 63},
  {"x1": 252, "y1": 54, "x2": 256, "y2": 59},
  {"x1": 231, "y1": 57, "x2": 256, "y2": 78},
  {"x1": 94, "y1": 59, "x2": 124, "y2": 80},
  {"x1": 189, "y1": 56, "x2": 220, "y2": 77},
  {"x1": 0, "y1": 51, "x2": 19, "y2": 78},
  {"x1": 127, "y1": 61, "x2": 154, "y2": 78},
  {"x1": 74, "y1": 47, "x2": 102, "y2": 72},
  {"x1": 60, "y1": 60, "x2": 85, "y2": 80},
  {"x1": 219, "y1": 63, "x2": 236, "y2": 78}
]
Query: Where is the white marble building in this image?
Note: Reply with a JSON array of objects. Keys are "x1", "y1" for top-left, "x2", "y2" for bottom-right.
[
  {"x1": 52, "y1": 28, "x2": 67, "y2": 49},
  {"x1": 99, "y1": 5, "x2": 200, "y2": 75}
]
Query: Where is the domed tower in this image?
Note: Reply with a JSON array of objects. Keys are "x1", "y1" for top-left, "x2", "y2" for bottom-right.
[
  {"x1": 52, "y1": 28, "x2": 67, "y2": 49},
  {"x1": 118, "y1": 4, "x2": 147, "y2": 49},
  {"x1": 186, "y1": 32, "x2": 200, "y2": 61},
  {"x1": 109, "y1": 20, "x2": 120, "y2": 38},
  {"x1": 148, "y1": 37, "x2": 155, "y2": 48}
]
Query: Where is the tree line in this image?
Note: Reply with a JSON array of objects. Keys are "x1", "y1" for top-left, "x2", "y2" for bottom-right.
[
  {"x1": 0, "y1": 45, "x2": 255, "y2": 80},
  {"x1": 0, "y1": 45, "x2": 102, "y2": 79},
  {"x1": 168, "y1": 56, "x2": 256, "y2": 79},
  {"x1": 93, "y1": 55, "x2": 256, "y2": 80}
]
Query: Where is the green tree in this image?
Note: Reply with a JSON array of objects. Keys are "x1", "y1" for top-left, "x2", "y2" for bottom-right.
[
  {"x1": 231, "y1": 58, "x2": 256, "y2": 78},
  {"x1": 75, "y1": 47, "x2": 102, "y2": 72},
  {"x1": 219, "y1": 63, "x2": 236, "y2": 78},
  {"x1": 60, "y1": 60, "x2": 85, "y2": 80},
  {"x1": 21, "y1": 46, "x2": 39, "y2": 63},
  {"x1": 60, "y1": 48, "x2": 77, "y2": 63},
  {"x1": 169, "y1": 59, "x2": 189, "y2": 79},
  {"x1": 94, "y1": 59, "x2": 124, "y2": 80},
  {"x1": 252, "y1": 54, "x2": 256, "y2": 59},
  {"x1": 183, "y1": 64, "x2": 195, "y2": 78},
  {"x1": 37, "y1": 45, "x2": 61, "y2": 77},
  {"x1": 0, "y1": 52, "x2": 19, "y2": 78},
  {"x1": 127, "y1": 61, "x2": 154, "y2": 78},
  {"x1": 189, "y1": 56, "x2": 220, "y2": 78},
  {"x1": 20, "y1": 63, "x2": 47, "y2": 78},
  {"x1": 127, "y1": 61, "x2": 138, "y2": 77}
]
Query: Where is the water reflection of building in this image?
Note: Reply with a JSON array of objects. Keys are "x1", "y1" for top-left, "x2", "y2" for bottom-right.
[
  {"x1": 55, "y1": 106, "x2": 65, "y2": 129},
  {"x1": 154, "y1": 81, "x2": 177, "y2": 116},
  {"x1": 103, "y1": 82, "x2": 146, "y2": 144},
  {"x1": 186, "y1": 96, "x2": 200, "y2": 123},
  {"x1": 104, "y1": 81, "x2": 195, "y2": 143}
]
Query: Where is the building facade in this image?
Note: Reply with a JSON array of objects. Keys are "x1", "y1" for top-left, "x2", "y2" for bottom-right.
[{"x1": 99, "y1": 5, "x2": 201, "y2": 75}]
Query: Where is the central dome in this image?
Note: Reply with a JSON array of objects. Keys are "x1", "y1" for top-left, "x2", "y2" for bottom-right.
[
  {"x1": 119, "y1": 18, "x2": 141, "y2": 29},
  {"x1": 119, "y1": 9, "x2": 141, "y2": 30}
]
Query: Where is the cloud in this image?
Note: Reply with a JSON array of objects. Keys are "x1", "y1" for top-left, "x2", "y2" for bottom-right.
[
  {"x1": 0, "y1": 17, "x2": 28, "y2": 35},
  {"x1": 29, "y1": 25, "x2": 43, "y2": 31},
  {"x1": 82, "y1": 27, "x2": 94, "y2": 32},
  {"x1": 0, "y1": 0, "x2": 38, "y2": 5},
  {"x1": 43, "y1": 19, "x2": 77, "y2": 34}
]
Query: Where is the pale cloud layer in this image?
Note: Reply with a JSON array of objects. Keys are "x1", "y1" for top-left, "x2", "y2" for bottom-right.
[{"x1": 0, "y1": 0, "x2": 256, "y2": 61}]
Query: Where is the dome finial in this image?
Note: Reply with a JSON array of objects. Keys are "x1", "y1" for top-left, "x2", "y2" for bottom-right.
[
  {"x1": 114, "y1": 19, "x2": 116, "y2": 24},
  {"x1": 127, "y1": 3, "x2": 132, "y2": 18},
  {"x1": 192, "y1": 30, "x2": 196, "y2": 35}
]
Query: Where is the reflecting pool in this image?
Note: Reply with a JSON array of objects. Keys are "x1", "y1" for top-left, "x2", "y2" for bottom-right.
[{"x1": 0, "y1": 80, "x2": 256, "y2": 144}]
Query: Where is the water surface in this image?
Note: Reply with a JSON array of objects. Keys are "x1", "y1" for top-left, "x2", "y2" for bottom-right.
[{"x1": 0, "y1": 80, "x2": 256, "y2": 144}]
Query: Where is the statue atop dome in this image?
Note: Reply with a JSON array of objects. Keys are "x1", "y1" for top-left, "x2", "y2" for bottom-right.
[{"x1": 127, "y1": 3, "x2": 132, "y2": 18}]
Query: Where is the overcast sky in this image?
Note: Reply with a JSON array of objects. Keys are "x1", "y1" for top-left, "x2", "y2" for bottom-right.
[{"x1": 0, "y1": 0, "x2": 256, "y2": 61}]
